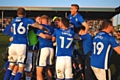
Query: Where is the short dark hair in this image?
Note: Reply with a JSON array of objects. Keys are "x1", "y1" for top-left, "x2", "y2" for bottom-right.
[
  {"x1": 61, "y1": 18, "x2": 69, "y2": 28},
  {"x1": 41, "y1": 15, "x2": 48, "y2": 19},
  {"x1": 79, "y1": 26, "x2": 85, "y2": 30},
  {"x1": 17, "y1": 7, "x2": 26, "y2": 15},
  {"x1": 71, "y1": 4, "x2": 79, "y2": 12},
  {"x1": 101, "y1": 19, "x2": 112, "y2": 29},
  {"x1": 75, "y1": 26, "x2": 85, "y2": 33},
  {"x1": 36, "y1": 15, "x2": 41, "y2": 18}
]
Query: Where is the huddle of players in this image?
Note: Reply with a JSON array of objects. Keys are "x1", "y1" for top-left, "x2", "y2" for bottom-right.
[
  {"x1": 3, "y1": 4, "x2": 89, "y2": 80},
  {"x1": 3, "y1": 3, "x2": 120, "y2": 80}
]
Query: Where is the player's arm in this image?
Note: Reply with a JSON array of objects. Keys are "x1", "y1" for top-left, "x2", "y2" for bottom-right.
[
  {"x1": 115, "y1": 33, "x2": 120, "y2": 39},
  {"x1": 74, "y1": 36, "x2": 82, "y2": 40},
  {"x1": 74, "y1": 34, "x2": 82, "y2": 40},
  {"x1": 9, "y1": 37, "x2": 13, "y2": 42},
  {"x1": 30, "y1": 22, "x2": 49, "y2": 32},
  {"x1": 82, "y1": 22, "x2": 89, "y2": 33},
  {"x1": 52, "y1": 36, "x2": 56, "y2": 42},
  {"x1": 110, "y1": 36, "x2": 120, "y2": 54},
  {"x1": 11, "y1": 26, "x2": 13, "y2": 32},
  {"x1": 38, "y1": 33, "x2": 52, "y2": 39},
  {"x1": 52, "y1": 30, "x2": 57, "y2": 42},
  {"x1": 112, "y1": 28, "x2": 118, "y2": 36},
  {"x1": 52, "y1": 36, "x2": 56, "y2": 46},
  {"x1": 78, "y1": 14, "x2": 89, "y2": 33},
  {"x1": 113, "y1": 46, "x2": 120, "y2": 55},
  {"x1": 112, "y1": 29, "x2": 120, "y2": 39}
]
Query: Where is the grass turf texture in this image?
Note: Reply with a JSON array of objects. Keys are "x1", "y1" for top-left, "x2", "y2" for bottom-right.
[{"x1": 0, "y1": 33, "x2": 10, "y2": 79}]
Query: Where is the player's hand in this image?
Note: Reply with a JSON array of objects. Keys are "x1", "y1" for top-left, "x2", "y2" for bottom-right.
[
  {"x1": 31, "y1": 22, "x2": 49, "y2": 32},
  {"x1": 116, "y1": 34, "x2": 120, "y2": 39},
  {"x1": 9, "y1": 37, "x2": 13, "y2": 42},
  {"x1": 53, "y1": 42, "x2": 57, "y2": 46},
  {"x1": 42, "y1": 27, "x2": 49, "y2": 33}
]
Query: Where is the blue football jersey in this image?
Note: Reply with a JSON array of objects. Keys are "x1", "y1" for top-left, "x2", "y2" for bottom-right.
[
  {"x1": 11, "y1": 17, "x2": 34, "y2": 44},
  {"x1": 53, "y1": 28, "x2": 74, "y2": 57},
  {"x1": 68, "y1": 13, "x2": 85, "y2": 28},
  {"x1": 91, "y1": 32, "x2": 119, "y2": 69},
  {"x1": 36, "y1": 24, "x2": 54, "y2": 48},
  {"x1": 80, "y1": 33, "x2": 93, "y2": 55}
]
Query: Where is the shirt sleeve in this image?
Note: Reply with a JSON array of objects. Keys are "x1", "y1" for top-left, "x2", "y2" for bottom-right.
[
  {"x1": 11, "y1": 19, "x2": 15, "y2": 28},
  {"x1": 109, "y1": 36, "x2": 119, "y2": 48},
  {"x1": 78, "y1": 13, "x2": 85, "y2": 24},
  {"x1": 68, "y1": 14, "x2": 71, "y2": 20},
  {"x1": 80, "y1": 34, "x2": 86, "y2": 40},
  {"x1": 28, "y1": 18, "x2": 35, "y2": 24},
  {"x1": 36, "y1": 29, "x2": 42, "y2": 35}
]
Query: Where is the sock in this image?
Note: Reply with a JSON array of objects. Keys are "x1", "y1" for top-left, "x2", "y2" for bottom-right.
[
  {"x1": 10, "y1": 73, "x2": 16, "y2": 80},
  {"x1": 4, "y1": 69, "x2": 12, "y2": 80},
  {"x1": 26, "y1": 76, "x2": 31, "y2": 80},
  {"x1": 14, "y1": 72, "x2": 22, "y2": 80},
  {"x1": 4, "y1": 61, "x2": 10, "y2": 69}
]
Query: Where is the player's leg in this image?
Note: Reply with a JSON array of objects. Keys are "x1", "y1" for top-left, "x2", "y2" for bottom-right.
[
  {"x1": 24, "y1": 50, "x2": 33, "y2": 80},
  {"x1": 84, "y1": 53, "x2": 97, "y2": 80},
  {"x1": 36, "y1": 49, "x2": 44, "y2": 80},
  {"x1": 46, "y1": 48, "x2": 54, "y2": 80},
  {"x1": 4, "y1": 44, "x2": 17, "y2": 80},
  {"x1": 56, "y1": 57, "x2": 65, "y2": 80},
  {"x1": 36, "y1": 67, "x2": 44, "y2": 80},
  {"x1": 91, "y1": 66, "x2": 111, "y2": 80},
  {"x1": 45, "y1": 66, "x2": 52, "y2": 80},
  {"x1": 36, "y1": 48, "x2": 49, "y2": 80},
  {"x1": 9, "y1": 64, "x2": 18, "y2": 80},
  {"x1": 31, "y1": 44, "x2": 38, "y2": 80},
  {"x1": 4, "y1": 63, "x2": 16, "y2": 80},
  {"x1": 14, "y1": 44, "x2": 27, "y2": 80},
  {"x1": 2, "y1": 61, "x2": 10, "y2": 73},
  {"x1": 64, "y1": 56, "x2": 73, "y2": 80}
]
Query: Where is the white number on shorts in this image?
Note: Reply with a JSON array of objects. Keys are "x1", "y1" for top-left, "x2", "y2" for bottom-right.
[
  {"x1": 60, "y1": 36, "x2": 73, "y2": 48},
  {"x1": 13, "y1": 22, "x2": 26, "y2": 35},
  {"x1": 93, "y1": 42, "x2": 104, "y2": 55}
]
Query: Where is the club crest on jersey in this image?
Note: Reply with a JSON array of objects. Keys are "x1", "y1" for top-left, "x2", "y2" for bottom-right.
[
  {"x1": 76, "y1": 18, "x2": 78, "y2": 21},
  {"x1": 16, "y1": 17, "x2": 21, "y2": 22}
]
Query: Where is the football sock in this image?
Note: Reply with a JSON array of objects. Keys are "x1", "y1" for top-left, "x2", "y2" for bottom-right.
[
  {"x1": 10, "y1": 72, "x2": 16, "y2": 80},
  {"x1": 26, "y1": 76, "x2": 31, "y2": 80},
  {"x1": 14, "y1": 72, "x2": 22, "y2": 80},
  {"x1": 4, "y1": 69, "x2": 12, "y2": 80},
  {"x1": 4, "y1": 61, "x2": 10, "y2": 69}
]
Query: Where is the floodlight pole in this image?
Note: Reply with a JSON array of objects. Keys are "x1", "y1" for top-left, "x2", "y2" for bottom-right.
[
  {"x1": 2, "y1": 10, "x2": 4, "y2": 30},
  {"x1": 65, "y1": 12, "x2": 67, "y2": 18},
  {"x1": 116, "y1": 14, "x2": 118, "y2": 26}
]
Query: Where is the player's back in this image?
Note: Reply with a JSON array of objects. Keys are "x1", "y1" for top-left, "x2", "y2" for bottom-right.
[
  {"x1": 81, "y1": 33, "x2": 93, "y2": 55},
  {"x1": 91, "y1": 31, "x2": 115, "y2": 69},
  {"x1": 11, "y1": 17, "x2": 34, "y2": 44},
  {"x1": 55, "y1": 28, "x2": 74, "y2": 57}
]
